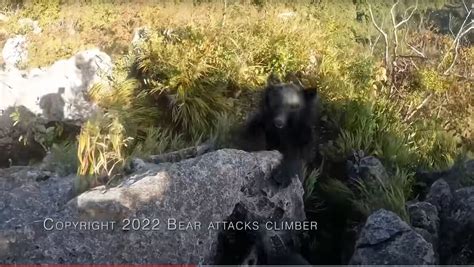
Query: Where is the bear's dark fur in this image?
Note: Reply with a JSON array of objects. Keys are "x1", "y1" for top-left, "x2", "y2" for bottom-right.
[{"x1": 239, "y1": 74, "x2": 320, "y2": 187}]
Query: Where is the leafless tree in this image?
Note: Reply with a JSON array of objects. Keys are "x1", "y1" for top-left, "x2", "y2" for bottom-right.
[{"x1": 440, "y1": 7, "x2": 473, "y2": 75}]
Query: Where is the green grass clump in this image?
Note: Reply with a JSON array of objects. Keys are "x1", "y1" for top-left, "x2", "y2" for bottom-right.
[
  {"x1": 43, "y1": 142, "x2": 79, "y2": 176},
  {"x1": 77, "y1": 111, "x2": 132, "y2": 179},
  {"x1": 353, "y1": 168, "x2": 414, "y2": 221},
  {"x1": 130, "y1": 5, "x2": 325, "y2": 139},
  {"x1": 130, "y1": 127, "x2": 188, "y2": 158}
]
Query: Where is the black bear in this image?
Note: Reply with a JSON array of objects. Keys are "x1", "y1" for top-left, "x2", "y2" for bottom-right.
[{"x1": 240, "y1": 74, "x2": 319, "y2": 187}]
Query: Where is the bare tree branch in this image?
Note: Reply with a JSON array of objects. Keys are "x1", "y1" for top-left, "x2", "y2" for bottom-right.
[
  {"x1": 403, "y1": 28, "x2": 426, "y2": 58},
  {"x1": 395, "y1": 4, "x2": 417, "y2": 29},
  {"x1": 407, "y1": 43, "x2": 426, "y2": 58},
  {"x1": 462, "y1": 0, "x2": 469, "y2": 13},
  {"x1": 448, "y1": 13, "x2": 456, "y2": 37},
  {"x1": 369, "y1": 4, "x2": 389, "y2": 70},
  {"x1": 370, "y1": 33, "x2": 382, "y2": 54},
  {"x1": 404, "y1": 93, "x2": 433, "y2": 123},
  {"x1": 222, "y1": 0, "x2": 228, "y2": 26},
  {"x1": 391, "y1": 0, "x2": 418, "y2": 58},
  {"x1": 390, "y1": 0, "x2": 401, "y2": 56},
  {"x1": 390, "y1": 0, "x2": 401, "y2": 29},
  {"x1": 442, "y1": 10, "x2": 473, "y2": 74}
]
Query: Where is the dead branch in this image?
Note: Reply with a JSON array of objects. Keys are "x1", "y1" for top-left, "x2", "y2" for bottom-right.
[
  {"x1": 390, "y1": 0, "x2": 401, "y2": 56},
  {"x1": 394, "y1": 2, "x2": 417, "y2": 29},
  {"x1": 397, "y1": 54, "x2": 425, "y2": 59},
  {"x1": 449, "y1": 13, "x2": 456, "y2": 37},
  {"x1": 369, "y1": 4, "x2": 389, "y2": 69},
  {"x1": 444, "y1": 22, "x2": 473, "y2": 74},
  {"x1": 222, "y1": 0, "x2": 228, "y2": 26},
  {"x1": 391, "y1": 0, "x2": 418, "y2": 58},
  {"x1": 442, "y1": 72, "x2": 474, "y2": 82},
  {"x1": 403, "y1": 29, "x2": 426, "y2": 58},
  {"x1": 404, "y1": 93, "x2": 433, "y2": 123},
  {"x1": 370, "y1": 33, "x2": 382, "y2": 54},
  {"x1": 440, "y1": 9, "x2": 473, "y2": 74},
  {"x1": 462, "y1": 0, "x2": 469, "y2": 13}
]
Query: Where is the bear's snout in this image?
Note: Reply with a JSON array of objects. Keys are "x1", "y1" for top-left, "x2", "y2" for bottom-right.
[{"x1": 273, "y1": 115, "x2": 286, "y2": 129}]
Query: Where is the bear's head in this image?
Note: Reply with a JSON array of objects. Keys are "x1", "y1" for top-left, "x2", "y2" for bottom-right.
[{"x1": 263, "y1": 74, "x2": 317, "y2": 129}]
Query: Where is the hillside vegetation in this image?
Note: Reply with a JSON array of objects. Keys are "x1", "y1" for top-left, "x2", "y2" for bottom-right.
[{"x1": 1, "y1": 0, "x2": 472, "y2": 225}]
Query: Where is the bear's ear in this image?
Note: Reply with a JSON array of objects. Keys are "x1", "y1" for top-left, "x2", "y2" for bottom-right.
[
  {"x1": 267, "y1": 73, "x2": 281, "y2": 86},
  {"x1": 285, "y1": 72, "x2": 304, "y2": 89},
  {"x1": 303, "y1": 88, "x2": 318, "y2": 101}
]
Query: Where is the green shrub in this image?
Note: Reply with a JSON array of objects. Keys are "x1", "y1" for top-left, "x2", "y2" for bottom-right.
[
  {"x1": 130, "y1": 127, "x2": 188, "y2": 158},
  {"x1": 44, "y1": 142, "x2": 79, "y2": 176},
  {"x1": 353, "y1": 168, "x2": 414, "y2": 221}
]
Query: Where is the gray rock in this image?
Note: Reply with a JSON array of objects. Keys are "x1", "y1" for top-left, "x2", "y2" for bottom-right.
[
  {"x1": 0, "y1": 48, "x2": 112, "y2": 121},
  {"x1": 419, "y1": 159, "x2": 474, "y2": 191},
  {"x1": 425, "y1": 179, "x2": 474, "y2": 264},
  {"x1": 2, "y1": 35, "x2": 27, "y2": 71},
  {"x1": 440, "y1": 186, "x2": 474, "y2": 264},
  {"x1": 350, "y1": 209, "x2": 436, "y2": 265},
  {"x1": 18, "y1": 18, "x2": 42, "y2": 34},
  {"x1": 347, "y1": 152, "x2": 389, "y2": 186},
  {"x1": 407, "y1": 201, "x2": 439, "y2": 237},
  {"x1": 0, "y1": 149, "x2": 305, "y2": 264},
  {"x1": 358, "y1": 156, "x2": 389, "y2": 183},
  {"x1": 0, "y1": 49, "x2": 111, "y2": 166},
  {"x1": 414, "y1": 227, "x2": 436, "y2": 249},
  {"x1": 426, "y1": 179, "x2": 453, "y2": 218},
  {"x1": 407, "y1": 201, "x2": 439, "y2": 261}
]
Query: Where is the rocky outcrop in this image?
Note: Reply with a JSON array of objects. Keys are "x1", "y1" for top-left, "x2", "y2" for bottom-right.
[
  {"x1": 0, "y1": 48, "x2": 112, "y2": 121},
  {"x1": 415, "y1": 159, "x2": 474, "y2": 264},
  {"x1": 426, "y1": 178, "x2": 453, "y2": 218},
  {"x1": 407, "y1": 201, "x2": 440, "y2": 261},
  {"x1": 2, "y1": 35, "x2": 27, "y2": 71},
  {"x1": 0, "y1": 48, "x2": 112, "y2": 167},
  {"x1": 350, "y1": 209, "x2": 436, "y2": 265},
  {"x1": 0, "y1": 149, "x2": 306, "y2": 264},
  {"x1": 346, "y1": 153, "x2": 389, "y2": 186},
  {"x1": 438, "y1": 185, "x2": 474, "y2": 264},
  {"x1": 418, "y1": 159, "x2": 474, "y2": 191}
]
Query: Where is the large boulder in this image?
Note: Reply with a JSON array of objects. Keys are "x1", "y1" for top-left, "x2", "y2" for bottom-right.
[
  {"x1": 426, "y1": 178, "x2": 453, "y2": 218},
  {"x1": 422, "y1": 160, "x2": 474, "y2": 264},
  {"x1": 407, "y1": 201, "x2": 440, "y2": 261},
  {"x1": 439, "y1": 186, "x2": 474, "y2": 264},
  {"x1": 0, "y1": 149, "x2": 306, "y2": 264},
  {"x1": 2, "y1": 35, "x2": 27, "y2": 71},
  {"x1": 0, "y1": 48, "x2": 112, "y2": 121},
  {"x1": 0, "y1": 49, "x2": 112, "y2": 167},
  {"x1": 346, "y1": 151, "x2": 389, "y2": 186},
  {"x1": 349, "y1": 209, "x2": 436, "y2": 265}
]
